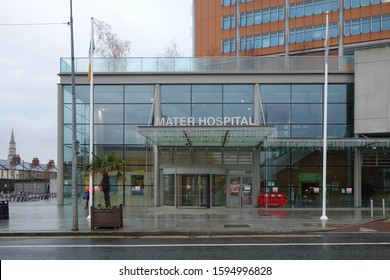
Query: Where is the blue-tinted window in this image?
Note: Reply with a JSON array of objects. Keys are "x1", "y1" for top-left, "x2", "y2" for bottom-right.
[
  {"x1": 314, "y1": 1, "x2": 322, "y2": 14},
  {"x1": 161, "y1": 85, "x2": 191, "y2": 103},
  {"x1": 351, "y1": 0, "x2": 360, "y2": 8},
  {"x1": 323, "y1": 0, "x2": 331, "y2": 12},
  {"x1": 292, "y1": 85, "x2": 322, "y2": 103},
  {"x1": 291, "y1": 125, "x2": 322, "y2": 138},
  {"x1": 278, "y1": 31, "x2": 285, "y2": 46},
  {"x1": 260, "y1": 85, "x2": 291, "y2": 103},
  {"x1": 254, "y1": 35, "x2": 262, "y2": 49},
  {"x1": 290, "y1": 29, "x2": 296, "y2": 43},
  {"x1": 361, "y1": 18, "x2": 370, "y2": 33},
  {"x1": 161, "y1": 104, "x2": 191, "y2": 118},
  {"x1": 290, "y1": 4, "x2": 296, "y2": 18},
  {"x1": 246, "y1": 36, "x2": 253, "y2": 49},
  {"x1": 271, "y1": 32, "x2": 278, "y2": 46},
  {"x1": 296, "y1": 3, "x2": 304, "y2": 18},
  {"x1": 264, "y1": 104, "x2": 290, "y2": 124},
  {"x1": 254, "y1": 11, "x2": 262, "y2": 24},
  {"x1": 305, "y1": 2, "x2": 313, "y2": 16},
  {"x1": 94, "y1": 104, "x2": 123, "y2": 124},
  {"x1": 331, "y1": 0, "x2": 338, "y2": 11},
  {"x1": 125, "y1": 85, "x2": 154, "y2": 103},
  {"x1": 305, "y1": 26, "x2": 313, "y2": 42},
  {"x1": 292, "y1": 104, "x2": 322, "y2": 124},
  {"x1": 344, "y1": 21, "x2": 351, "y2": 36},
  {"x1": 125, "y1": 104, "x2": 153, "y2": 124},
  {"x1": 223, "y1": 85, "x2": 253, "y2": 103},
  {"x1": 351, "y1": 19, "x2": 360, "y2": 35},
  {"x1": 246, "y1": 12, "x2": 253, "y2": 26},
  {"x1": 193, "y1": 104, "x2": 222, "y2": 119},
  {"x1": 270, "y1": 7, "x2": 278, "y2": 22},
  {"x1": 262, "y1": 33, "x2": 270, "y2": 48},
  {"x1": 361, "y1": 0, "x2": 370, "y2": 6},
  {"x1": 263, "y1": 9, "x2": 270, "y2": 23},
  {"x1": 383, "y1": 15, "x2": 390, "y2": 31},
  {"x1": 94, "y1": 86, "x2": 123, "y2": 103},
  {"x1": 224, "y1": 104, "x2": 253, "y2": 118},
  {"x1": 192, "y1": 85, "x2": 223, "y2": 103},
  {"x1": 372, "y1": 16, "x2": 380, "y2": 32},
  {"x1": 296, "y1": 28, "x2": 304, "y2": 43}
]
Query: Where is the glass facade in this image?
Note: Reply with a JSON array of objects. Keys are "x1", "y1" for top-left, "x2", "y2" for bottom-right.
[{"x1": 61, "y1": 79, "x2": 389, "y2": 208}]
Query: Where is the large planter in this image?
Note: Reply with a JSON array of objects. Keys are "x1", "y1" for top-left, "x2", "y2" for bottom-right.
[{"x1": 90, "y1": 204, "x2": 123, "y2": 229}]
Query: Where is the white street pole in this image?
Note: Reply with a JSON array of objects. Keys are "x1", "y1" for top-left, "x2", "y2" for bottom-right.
[{"x1": 321, "y1": 13, "x2": 329, "y2": 221}]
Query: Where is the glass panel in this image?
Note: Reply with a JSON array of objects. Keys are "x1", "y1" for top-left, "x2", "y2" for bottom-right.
[
  {"x1": 292, "y1": 104, "x2": 322, "y2": 124},
  {"x1": 125, "y1": 104, "x2": 153, "y2": 124},
  {"x1": 264, "y1": 104, "x2": 290, "y2": 124},
  {"x1": 383, "y1": 15, "x2": 390, "y2": 31},
  {"x1": 254, "y1": 11, "x2": 262, "y2": 24},
  {"x1": 372, "y1": 16, "x2": 380, "y2": 32},
  {"x1": 351, "y1": 19, "x2": 360, "y2": 35},
  {"x1": 271, "y1": 32, "x2": 278, "y2": 46},
  {"x1": 261, "y1": 85, "x2": 290, "y2": 103},
  {"x1": 125, "y1": 125, "x2": 144, "y2": 145},
  {"x1": 212, "y1": 175, "x2": 226, "y2": 206},
  {"x1": 223, "y1": 85, "x2": 253, "y2": 103},
  {"x1": 296, "y1": 3, "x2": 304, "y2": 18},
  {"x1": 328, "y1": 84, "x2": 348, "y2": 103},
  {"x1": 94, "y1": 104, "x2": 123, "y2": 124},
  {"x1": 262, "y1": 8, "x2": 270, "y2": 23},
  {"x1": 314, "y1": 1, "x2": 322, "y2": 14},
  {"x1": 178, "y1": 175, "x2": 207, "y2": 207},
  {"x1": 224, "y1": 104, "x2": 253, "y2": 118},
  {"x1": 94, "y1": 125, "x2": 123, "y2": 144},
  {"x1": 291, "y1": 124, "x2": 322, "y2": 138},
  {"x1": 262, "y1": 33, "x2": 270, "y2": 47},
  {"x1": 161, "y1": 104, "x2": 191, "y2": 118},
  {"x1": 94, "y1": 85, "x2": 123, "y2": 103},
  {"x1": 292, "y1": 84, "x2": 322, "y2": 103},
  {"x1": 270, "y1": 7, "x2": 278, "y2": 22},
  {"x1": 161, "y1": 85, "x2": 191, "y2": 103},
  {"x1": 305, "y1": 2, "x2": 313, "y2": 16},
  {"x1": 125, "y1": 85, "x2": 154, "y2": 103},
  {"x1": 192, "y1": 104, "x2": 222, "y2": 120},
  {"x1": 241, "y1": 177, "x2": 253, "y2": 207},
  {"x1": 328, "y1": 104, "x2": 349, "y2": 124},
  {"x1": 228, "y1": 176, "x2": 241, "y2": 206},
  {"x1": 163, "y1": 174, "x2": 175, "y2": 206}
]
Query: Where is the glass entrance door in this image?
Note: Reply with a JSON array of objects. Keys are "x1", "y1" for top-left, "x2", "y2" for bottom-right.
[
  {"x1": 178, "y1": 174, "x2": 207, "y2": 207},
  {"x1": 228, "y1": 176, "x2": 253, "y2": 207}
]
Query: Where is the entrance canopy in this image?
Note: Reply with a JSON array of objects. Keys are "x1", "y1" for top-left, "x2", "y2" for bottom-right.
[{"x1": 137, "y1": 126, "x2": 276, "y2": 148}]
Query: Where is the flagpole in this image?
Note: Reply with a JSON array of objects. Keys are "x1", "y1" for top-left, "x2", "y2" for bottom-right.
[
  {"x1": 321, "y1": 12, "x2": 329, "y2": 221},
  {"x1": 88, "y1": 17, "x2": 95, "y2": 221},
  {"x1": 70, "y1": 0, "x2": 78, "y2": 231}
]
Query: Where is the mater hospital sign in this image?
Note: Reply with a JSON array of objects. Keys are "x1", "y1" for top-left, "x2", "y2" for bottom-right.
[{"x1": 156, "y1": 116, "x2": 255, "y2": 126}]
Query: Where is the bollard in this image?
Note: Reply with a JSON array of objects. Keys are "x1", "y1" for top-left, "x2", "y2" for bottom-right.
[
  {"x1": 370, "y1": 199, "x2": 374, "y2": 220},
  {"x1": 383, "y1": 198, "x2": 386, "y2": 217}
]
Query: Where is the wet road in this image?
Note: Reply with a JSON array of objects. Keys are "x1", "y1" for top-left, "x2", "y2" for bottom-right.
[{"x1": 1, "y1": 232, "x2": 390, "y2": 260}]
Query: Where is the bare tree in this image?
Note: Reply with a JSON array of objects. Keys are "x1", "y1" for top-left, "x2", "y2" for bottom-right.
[
  {"x1": 157, "y1": 40, "x2": 183, "y2": 57},
  {"x1": 94, "y1": 19, "x2": 131, "y2": 57}
]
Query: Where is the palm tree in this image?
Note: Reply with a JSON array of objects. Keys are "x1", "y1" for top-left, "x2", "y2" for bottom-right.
[{"x1": 84, "y1": 152, "x2": 124, "y2": 208}]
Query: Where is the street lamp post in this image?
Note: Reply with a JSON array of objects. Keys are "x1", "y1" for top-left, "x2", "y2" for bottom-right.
[{"x1": 70, "y1": 0, "x2": 78, "y2": 231}]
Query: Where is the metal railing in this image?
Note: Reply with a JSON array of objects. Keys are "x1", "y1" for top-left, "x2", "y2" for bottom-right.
[{"x1": 60, "y1": 56, "x2": 354, "y2": 74}]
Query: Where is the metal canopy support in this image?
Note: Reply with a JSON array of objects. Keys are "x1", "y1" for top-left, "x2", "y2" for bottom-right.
[{"x1": 222, "y1": 130, "x2": 229, "y2": 147}]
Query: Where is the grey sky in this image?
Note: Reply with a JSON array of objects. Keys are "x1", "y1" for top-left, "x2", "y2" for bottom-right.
[{"x1": 0, "y1": 0, "x2": 192, "y2": 164}]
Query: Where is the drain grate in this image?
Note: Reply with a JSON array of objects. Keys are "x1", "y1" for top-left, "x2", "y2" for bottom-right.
[{"x1": 224, "y1": 224, "x2": 251, "y2": 228}]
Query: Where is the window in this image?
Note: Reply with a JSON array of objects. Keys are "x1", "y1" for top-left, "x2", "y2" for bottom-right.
[
  {"x1": 222, "y1": 39, "x2": 236, "y2": 53},
  {"x1": 161, "y1": 85, "x2": 191, "y2": 103},
  {"x1": 305, "y1": 2, "x2": 313, "y2": 16},
  {"x1": 246, "y1": 36, "x2": 253, "y2": 50},
  {"x1": 372, "y1": 16, "x2": 380, "y2": 32},
  {"x1": 344, "y1": 21, "x2": 351, "y2": 36},
  {"x1": 262, "y1": 33, "x2": 270, "y2": 48},
  {"x1": 383, "y1": 15, "x2": 390, "y2": 31},
  {"x1": 254, "y1": 10, "x2": 262, "y2": 24},
  {"x1": 246, "y1": 12, "x2": 253, "y2": 26},
  {"x1": 314, "y1": 1, "x2": 322, "y2": 14},
  {"x1": 351, "y1": 19, "x2": 360, "y2": 35},
  {"x1": 296, "y1": 3, "x2": 304, "y2": 18},
  {"x1": 222, "y1": 0, "x2": 236, "y2": 7},
  {"x1": 323, "y1": 0, "x2": 331, "y2": 12},
  {"x1": 361, "y1": 18, "x2": 370, "y2": 33},
  {"x1": 296, "y1": 28, "x2": 304, "y2": 43},
  {"x1": 271, "y1": 32, "x2": 278, "y2": 46},
  {"x1": 305, "y1": 26, "x2": 313, "y2": 42},
  {"x1": 94, "y1": 86, "x2": 123, "y2": 103},
  {"x1": 278, "y1": 31, "x2": 285, "y2": 46},
  {"x1": 254, "y1": 35, "x2": 262, "y2": 49},
  {"x1": 223, "y1": 15, "x2": 235, "y2": 30},
  {"x1": 262, "y1": 8, "x2": 270, "y2": 23},
  {"x1": 270, "y1": 7, "x2": 278, "y2": 22}
]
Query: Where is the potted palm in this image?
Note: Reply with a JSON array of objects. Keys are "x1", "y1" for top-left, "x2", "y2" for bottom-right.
[{"x1": 84, "y1": 152, "x2": 125, "y2": 229}]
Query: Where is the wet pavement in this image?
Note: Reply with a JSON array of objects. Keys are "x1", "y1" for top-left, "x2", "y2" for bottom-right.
[{"x1": 0, "y1": 199, "x2": 389, "y2": 235}]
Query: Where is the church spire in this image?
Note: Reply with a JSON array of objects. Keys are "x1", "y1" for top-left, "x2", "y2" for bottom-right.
[{"x1": 8, "y1": 129, "x2": 17, "y2": 161}]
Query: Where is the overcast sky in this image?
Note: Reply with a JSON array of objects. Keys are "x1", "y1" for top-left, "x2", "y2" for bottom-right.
[{"x1": 0, "y1": 0, "x2": 192, "y2": 164}]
